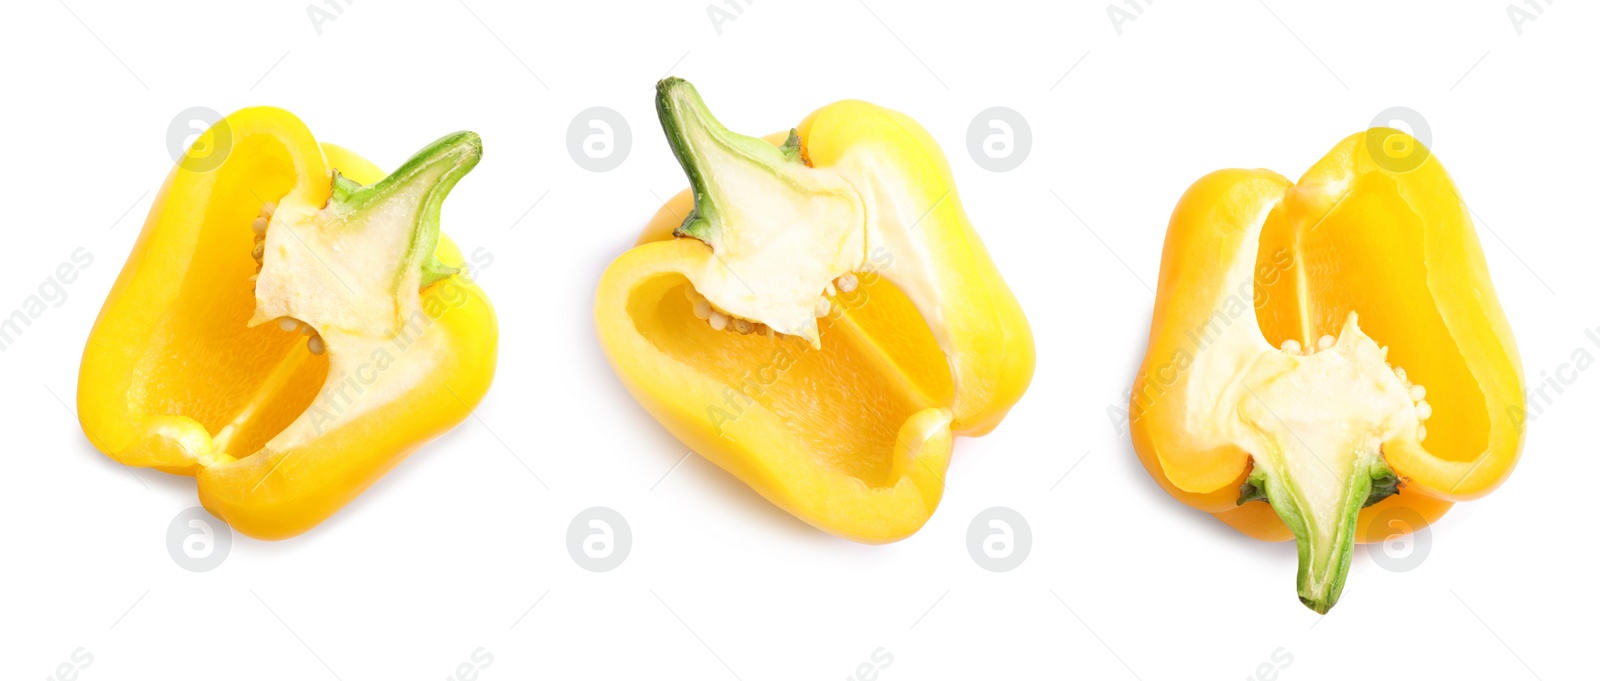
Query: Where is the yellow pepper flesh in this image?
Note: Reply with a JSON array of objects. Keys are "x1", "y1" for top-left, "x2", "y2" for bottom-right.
[
  {"x1": 78, "y1": 108, "x2": 497, "y2": 540},
  {"x1": 596, "y1": 84, "x2": 1033, "y2": 542}
]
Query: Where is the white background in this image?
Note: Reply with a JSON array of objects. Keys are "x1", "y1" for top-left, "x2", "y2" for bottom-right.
[{"x1": 2, "y1": 1, "x2": 1592, "y2": 678}]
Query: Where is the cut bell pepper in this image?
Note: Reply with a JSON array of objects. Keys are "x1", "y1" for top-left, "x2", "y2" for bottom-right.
[
  {"x1": 595, "y1": 79, "x2": 1034, "y2": 542},
  {"x1": 1129, "y1": 129, "x2": 1524, "y2": 612},
  {"x1": 78, "y1": 107, "x2": 497, "y2": 540}
]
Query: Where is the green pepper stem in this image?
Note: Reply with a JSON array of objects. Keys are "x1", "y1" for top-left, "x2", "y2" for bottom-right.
[
  {"x1": 1242, "y1": 456, "x2": 1393, "y2": 614},
  {"x1": 333, "y1": 131, "x2": 481, "y2": 288},
  {"x1": 655, "y1": 77, "x2": 808, "y2": 244}
]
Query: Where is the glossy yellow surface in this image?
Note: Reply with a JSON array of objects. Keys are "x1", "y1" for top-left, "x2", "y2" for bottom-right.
[
  {"x1": 596, "y1": 102, "x2": 1033, "y2": 542},
  {"x1": 77, "y1": 108, "x2": 497, "y2": 540}
]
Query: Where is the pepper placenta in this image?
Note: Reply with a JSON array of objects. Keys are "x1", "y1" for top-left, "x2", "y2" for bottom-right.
[
  {"x1": 595, "y1": 79, "x2": 1034, "y2": 542},
  {"x1": 78, "y1": 107, "x2": 497, "y2": 540},
  {"x1": 1129, "y1": 129, "x2": 1524, "y2": 612}
]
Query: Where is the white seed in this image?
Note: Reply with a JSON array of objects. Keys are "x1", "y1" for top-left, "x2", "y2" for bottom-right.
[
  {"x1": 732, "y1": 318, "x2": 753, "y2": 334},
  {"x1": 252, "y1": 217, "x2": 269, "y2": 234},
  {"x1": 1316, "y1": 334, "x2": 1335, "y2": 351},
  {"x1": 815, "y1": 297, "x2": 832, "y2": 318},
  {"x1": 766, "y1": 326, "x2": 775, "y2": 340},
  {"x1": 1394, "y1": 366, "x2": 1407, "y2": 383},
  {"x1": 1409, "y1": 384, "x2": 1426, "y2": 402},
  {"x1": 1417, "y1": 424, "x2": 1427, "y2": 442},
  {"x1": 708, "y1": 311, "x2": 728, "y2": 331},
  {"x1": 692, "y1": 299, "x2": 712, "y2": 320},
  {"x1": 278, "y1": 318, "x2": 299, "y2": 332},
  {"x1": 252, "y1": 242, "x2": 265, "y2": 259},
  {"x1": 1280, "y1": 339, "x2": 1302, "y2": 355},
  {"x1": 1415, "y1": 400, "x2": 1432, "y2": 421},
  {"x1": 825, "y1": 282, "x2": 837, "y2": 297},
  {"x1": 836, "y1": 273, "x2": 859, "y2": 294},
  {"x1": 261, "y1": 201, "x2": 277, "y2": 217},
  {"x1": 307, "y1": 335, "x2": 325, "y2": 355}
]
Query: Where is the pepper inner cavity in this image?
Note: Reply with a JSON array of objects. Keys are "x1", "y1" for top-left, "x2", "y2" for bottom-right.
[{"x1": 637, "y1": 278, "x2": 917, "y2": 486}]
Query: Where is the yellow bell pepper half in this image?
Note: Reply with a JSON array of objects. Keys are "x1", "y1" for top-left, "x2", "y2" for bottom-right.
[
  {"x1": 1129, "y1": 129, "x2": 1524, "y2": 612},
  {"x1": 596, "y1": 79, "x2": 1034, "y2": 542},
  {"x1": 78, "y1": 107, "x2": 498, "y2": 540}
]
